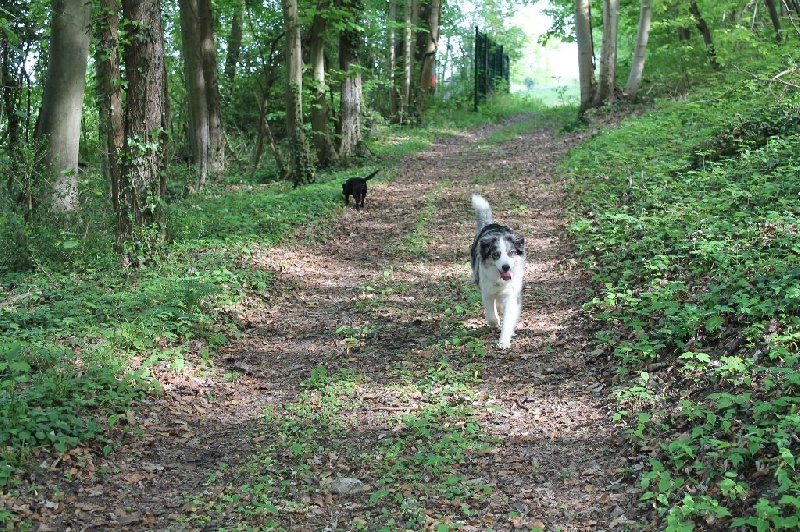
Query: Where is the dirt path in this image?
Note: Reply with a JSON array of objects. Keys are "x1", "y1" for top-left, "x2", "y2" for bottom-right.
[{"x1": 19, "y1": 116, "x2": 646, "y2": 530}]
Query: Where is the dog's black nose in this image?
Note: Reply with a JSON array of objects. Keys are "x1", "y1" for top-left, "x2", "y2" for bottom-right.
[{"x1": 501, "y1": 264, "x2": 510, "y2": 272}]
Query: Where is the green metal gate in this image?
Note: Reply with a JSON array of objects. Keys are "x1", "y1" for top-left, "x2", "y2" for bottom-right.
[{"x1": 474, "y1": 27, "x2": 510, "y2": 111}]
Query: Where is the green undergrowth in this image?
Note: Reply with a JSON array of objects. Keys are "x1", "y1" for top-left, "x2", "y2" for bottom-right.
[
  {"x1": 565, "y1": 65, "x2": 800, "y2": 528},
  {"x1": 0, "y1": 241, "x2": 270, "y2": 486},
  {"x1": 0, "y1": 341, "x2": 152, "y2": 485},
  {"x1": 0, "y1": 175, "x2": 372, "y2": 488}
]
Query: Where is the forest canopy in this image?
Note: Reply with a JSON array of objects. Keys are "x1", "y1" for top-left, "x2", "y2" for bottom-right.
[{"x1": 1, "y1": 0, "x2": 795, "y2": 270}]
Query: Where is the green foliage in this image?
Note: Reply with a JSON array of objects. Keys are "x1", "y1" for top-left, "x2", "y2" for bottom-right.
[
  {"x1": 0, "y1": 171, "x2": 362, "y2": 481},
  {"x1": 0, "y1": 341, "x2": 152, "y2": 486},
  {"x1": 0, "y1": 236, "x2": 271, "y2": 481},
  {"x1": 0, "y1": 138, "x2": 124, "y2": 275},
  {"x1": 166, "y1": 178, "x2": 343, "y2": 244},
  {"x1": 565, "y1": 57, "x2": 800, "y2": 528}
]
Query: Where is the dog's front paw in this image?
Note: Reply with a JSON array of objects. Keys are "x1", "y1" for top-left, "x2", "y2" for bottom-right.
[
  {"x1": 487, "y1": 318, "x2": 500, "y2": 328},
  {"x1": 497, "y1": 338, "x2": 511, "y2": 349}
]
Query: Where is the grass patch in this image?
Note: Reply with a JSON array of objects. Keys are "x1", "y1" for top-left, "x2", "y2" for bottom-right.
[
  {"x1": 369, "y1": 93, "x2": 548, "y2": 160},
  {"x1": 395, "y1": 180, "x2": 450, "y2": 254},
  {"x1": 181, "y1": 358, "x2": 495, "y2": 530}
]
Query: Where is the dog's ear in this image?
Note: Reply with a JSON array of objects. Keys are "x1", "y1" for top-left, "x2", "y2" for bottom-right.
[
  {"x1": 479, "y1": 236, "x2": 497, "y2": 259},
  {"x1": 511, "y1": 234, "x2": 525, "y2": 255}
]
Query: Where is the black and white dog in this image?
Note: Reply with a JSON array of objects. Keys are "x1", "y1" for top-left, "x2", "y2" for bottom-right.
[
  {"x1": 470, "y1": 195, "x2": 526, "y2": 349},
  {"x1": 342, "y1": 169, "x2": 380, "y2": 210}
]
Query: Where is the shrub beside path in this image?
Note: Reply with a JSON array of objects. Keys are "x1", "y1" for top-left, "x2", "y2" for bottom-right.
[{"x1": 17, "y1": 115, "x2": 649, "y2": 530}]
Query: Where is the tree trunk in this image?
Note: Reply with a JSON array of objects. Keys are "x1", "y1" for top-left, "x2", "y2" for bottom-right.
[
  {"x1": 592, "y1": 0, "x2": 619, "y2": 107},
  {"x1": 282, "y1": 0, "x2": 315, "y2": 185},
  {"x1": 198, "y1": 0, "x2": 224, "y2": 182},
  {"x1": 224, "y1": 0, "x2": 245, "y2": 82},
  {"x1": 119, "y1": 0, "x2": 168, "y2": 250},
  {"x1": 623, "y1": 0, "x2": 652, "y2": 102},
  {"x1": 764, "y1": 0, "x2": 782, "y2": 42},
  {"x1": 689, "y1": 0, "x2": 719, "y2": 69},
  {"x1": 400, "y1": 0, "x2": 415, "y2": 123},
  {"x1": 415, "y1": 0, "x2": 442, "y2": 115},
  {"x1": 95, "y1": 0, "x2": 124, "y2": 215},
  {"x1": 337, "y1": 0, "x2": 365, "y2": 161},
  {"x1": 2, "y1": 31, "x2": 28, "y2": 162},
  {"x1": 36, "y1": 0, "x2": 91, "y2": 213},
  {"x1": 198, "y1": 0, "x2": 225, "y2": 182},
  {"x1": 574, "y1": 0, "x2": 595, "y2": 114},
  {"x1": 309, "y1": 0, "x2": 338, "y2": 168},
  {"x1": 179, "y1": 0, "x2": 209, "y2": 190},
  {"x1": 388, "y1": 0, "x2": 399, "y2": 116},
  {"x1": 179, "y1": 0, "x2": 225, "y2": 190}
]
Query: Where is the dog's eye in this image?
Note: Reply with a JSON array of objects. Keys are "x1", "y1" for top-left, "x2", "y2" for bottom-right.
[{"x1": 491, "y1": 251, "x2": 501, "y2": 259}]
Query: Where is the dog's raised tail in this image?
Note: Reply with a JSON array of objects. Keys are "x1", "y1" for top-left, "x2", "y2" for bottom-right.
[
  {"x1": 364, "y1": 169, "x2": 380, "y2": 181},
  {"x1": 471, "y1": 194, "x2": 493, "y2": 235}
]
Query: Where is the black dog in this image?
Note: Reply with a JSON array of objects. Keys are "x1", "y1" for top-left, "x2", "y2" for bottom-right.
[{"x1": 342, "y1": 169, "x2": 379, "y2": 210}]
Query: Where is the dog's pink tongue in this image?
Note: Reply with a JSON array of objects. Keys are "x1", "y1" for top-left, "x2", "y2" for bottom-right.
[{"x1": 501, "y1": 271, "x2": 512, "y2": 281}]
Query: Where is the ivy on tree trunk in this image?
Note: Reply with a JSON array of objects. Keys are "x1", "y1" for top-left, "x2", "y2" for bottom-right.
[{"x1": 118, "y1": 0, "x2": 169, "y2": 257}]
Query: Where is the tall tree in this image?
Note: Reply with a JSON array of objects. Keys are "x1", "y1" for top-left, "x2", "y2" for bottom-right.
[
  {"x1": 35, "y1": 0, "x2": 91, "y2": 212},
  {"x1": 95, "y1": 0, "x2": 124, "y2": 215},
  {"x1": 689, "y1": 0, "x2": 719, "y2": 69},
  {"x1": 574, "y1": 0, "x2": 595, "y2": 114},
  {"x1": 337, "y1": 0, "x2": 365, "y2": 161},
  {"x1": 399, "y1": 0, "x2": 417, "y2": 123},
  {"x1": 764, "y1": 0, "x2": 782, "y2": 42},
  {"x1": 414, "y1": 0, "x2": 442, "y2": 115},
  {"x1": 282, "y1": 0, "x2": 315, "y2": 185},
  {"x1": 179, "y1": 0, "x2": 225, "y2": 190},
  {"x1": 199, "y1": 0, "x2": 225, "y2": 182},
  {"x1": 623, "y1": 0, "x2": 653, "y2": 101},
  {"x1": 224, "y1": 0, "x2": 245, "y2": 82},
  {"x1": 308, "y1": 0, "x2": 338, "y2": 168},
  {"x1": 118, "y1": 0, "x2": 169, "y2": 250},
  {"x1": 179, "y1": 0, "x2": 209, "y2": 190},
  {"x1": 592, "y1": 0, "x2": 619, "y2": 107},
  {"x1": 387, "y1": 0, "x2": 400, "y2": 117}
]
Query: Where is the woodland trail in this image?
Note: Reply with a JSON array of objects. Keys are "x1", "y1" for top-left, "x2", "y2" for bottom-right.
[{"x1": 30, "y1": 115, "x2": 648, "y2": 530}]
